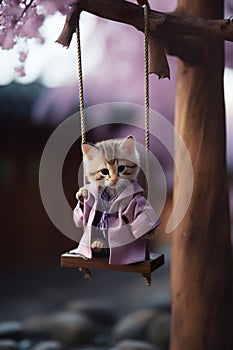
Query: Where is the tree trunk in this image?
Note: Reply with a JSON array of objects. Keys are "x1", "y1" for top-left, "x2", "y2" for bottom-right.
[{"x1": 171, "y1": 0, "x2": 233, "y2": 349}]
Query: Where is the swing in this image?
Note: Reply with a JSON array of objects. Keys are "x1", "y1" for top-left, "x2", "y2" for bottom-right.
[{"x1": 60, "y1": 4, "x2": 164, "y2": 286}]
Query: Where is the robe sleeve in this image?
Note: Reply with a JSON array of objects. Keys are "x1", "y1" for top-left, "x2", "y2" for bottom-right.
[
  {"x1": 123, "y1": 193, "x2": 160, "y2": 240},
  {"x1": 73, "y1": 187, "x2": 95, "y2": 228},
  {"x1": 73, "y1": 201, "x2": 84, "y2": 228}
]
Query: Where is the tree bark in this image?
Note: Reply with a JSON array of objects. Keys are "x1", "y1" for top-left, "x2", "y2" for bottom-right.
[{"x1": 171, "y1": 0, "x2": 233, "y2": 349}]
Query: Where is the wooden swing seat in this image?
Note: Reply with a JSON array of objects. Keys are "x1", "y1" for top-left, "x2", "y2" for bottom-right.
[{"x1": 60, "y1": 252, "x2": 164, "y2": 286}]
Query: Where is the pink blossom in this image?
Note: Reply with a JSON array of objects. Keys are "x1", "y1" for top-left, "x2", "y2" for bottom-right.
[
  {"x1": 0, "y1": 0, "x2": 72, "y2": 53},
  {"x1": 1, "y1": 28, "x2": 15, "y2": 49},
  {"x1": 37, "y1": 0, "x2": 71, "y2": 15},
  {"x1": 37, "y1": 1, "x2": 57, "y2": 15},
  {"x1": 19, "y1": 50, "x2": 28, "y2": 62},
  {"x1": 19, "y1": 14, "x2": 45, "y2": 39},
  {"x1": 15, "y1": 65, "x2": 26, "y2": 76},
  {"x1": 5, "y1": 4, "x2": 21, "y2": 17}
]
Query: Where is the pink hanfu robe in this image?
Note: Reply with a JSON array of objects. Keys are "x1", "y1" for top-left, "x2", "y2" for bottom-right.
[{"x1": 73, "y1": 180, "x2": 160, "y2": 265}]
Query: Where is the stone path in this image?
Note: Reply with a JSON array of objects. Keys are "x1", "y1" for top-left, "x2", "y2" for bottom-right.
[{"x1": 0, "y1": 248, "x2": 170, "y2": 350}]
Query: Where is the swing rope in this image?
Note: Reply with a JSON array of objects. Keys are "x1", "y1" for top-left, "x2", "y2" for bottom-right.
[
  {"x1": 76, "y1": 23, "x2": 86, "y2": 185},
  {"x1": 76, "y1": 24, "x2": 85, "y2": 144},
  {"x1": 143, "y1": 4, "x2": 150, "y2": 194},
  {"x1": 75, "y1": 4, "x2": 150, "y2": 190}
]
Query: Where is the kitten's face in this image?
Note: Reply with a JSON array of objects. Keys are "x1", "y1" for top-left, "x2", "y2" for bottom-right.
[{"x1": 82, "y1": 136, "x2": 140, "y2": 191}]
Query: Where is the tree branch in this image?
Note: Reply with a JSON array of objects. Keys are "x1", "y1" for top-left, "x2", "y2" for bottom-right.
[
  {"x1": 160, "y1": 12, "x2": 233, "y2": 41},
  {"x1": 57, "y1": 0, "x2": 233, "y2": 44},
  {"x1": 136, "y1": 0, "x2": 170, "y2": 79},
  {"x1": 56, "y1": 0, "x2": 233, "y2": 68},
  {"x1": 148, "y1": 36, "x2": 170, "y2": 78},
  {"x1": 56, "y1": 2, "x2": 81, "y2": 47}
]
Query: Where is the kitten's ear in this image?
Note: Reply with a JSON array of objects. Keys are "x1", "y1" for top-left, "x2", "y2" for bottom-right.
[
  {"x1": 122, "y1": 135, "x2": 135, "y2": 155},
  {"x1": 82, "y1": 143, "x2": 98, "y2": 160}
]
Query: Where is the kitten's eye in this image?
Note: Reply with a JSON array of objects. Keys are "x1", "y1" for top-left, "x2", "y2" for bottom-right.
[
  {"x1": 118, "y1": 165, "x2": 126, "y2": 173},
  {"x1": 100, "y1": 168, "x2": 109, "y2": 176}
]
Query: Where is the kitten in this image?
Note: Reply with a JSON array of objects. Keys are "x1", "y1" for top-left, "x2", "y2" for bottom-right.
[{"x1": 71, "y1": 136, "x2": 155, "y2": 256}]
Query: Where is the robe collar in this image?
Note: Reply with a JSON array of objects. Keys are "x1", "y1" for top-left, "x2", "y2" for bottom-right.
[{"x1": 85, "y1": 180, "x2": 145, "y2": 212}]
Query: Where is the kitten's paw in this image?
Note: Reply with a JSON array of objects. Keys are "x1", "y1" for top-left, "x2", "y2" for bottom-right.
[
  {"x1": 144, "y1": 229, "x2": 156, "y2": 240},
  {"x1": 76, "y1": 187, "x2": 88, "y2": 204},
  {"x1": 91, "y1": 239, "x2": 105, "y2": 252}
]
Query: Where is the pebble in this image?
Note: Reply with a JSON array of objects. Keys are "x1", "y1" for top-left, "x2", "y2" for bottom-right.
[
  {"x1": 44, "y1": 311, "x2": 96, "y2": 346},
  {"x1": 18, "y1": 339, "x2": 33, "y2": 350},
  {"x1": 72, "y1": 348, "x2": 106, "y2": 350},
  {"x1": 111, "y1": 309, "x2": 155, "y2": 343},
  {"x1": 30, "y1": 340, "x2": 63, "y2": 350},
  {"x1": 146, "y1": 312, "x2": 170, "y2": 349},
  {"x1": 111, "y1": 339, "x2": 161, "y2": 350},
  {"x1": 0, "y1": 339, "x2": 18, "y2": 350},
  {"x1": 2, "y1": 304, "x2": 171, "y2": 350},
  {"x1": 24, "y1": 311, "x2": 95, "y2": 346},
  {"x1": 23, "y1": 315, "x2": 49, "y2": 338},
  {"x1": 0, "y1": 322, "x2": 24, "y2": 341},
  {"x1": 67, "y1": 299, "x2": 116, "y2": 327}
]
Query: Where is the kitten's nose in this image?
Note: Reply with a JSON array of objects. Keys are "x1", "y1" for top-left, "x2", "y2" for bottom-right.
[{"x1": 111, "y1": 177, "x2": 118, "y2": 184}]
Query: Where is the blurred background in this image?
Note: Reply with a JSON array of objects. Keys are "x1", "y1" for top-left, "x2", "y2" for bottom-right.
[{"x1": 0, "y1": 0, "x2": 233, "y2": 348}]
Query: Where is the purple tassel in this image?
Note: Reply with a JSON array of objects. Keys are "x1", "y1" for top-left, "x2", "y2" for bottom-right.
[{"x1": 100, "y1": 211, "x2": 109, "y2": 231}]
